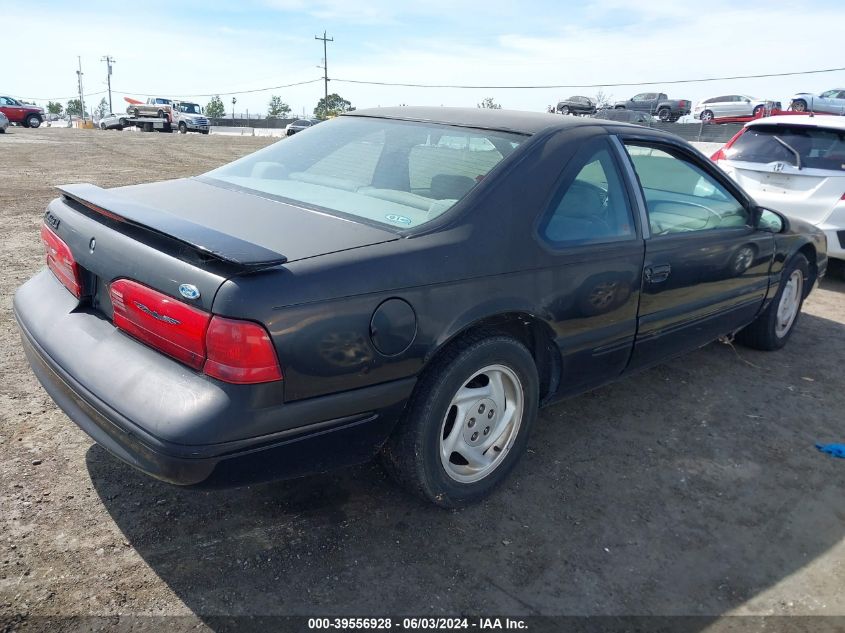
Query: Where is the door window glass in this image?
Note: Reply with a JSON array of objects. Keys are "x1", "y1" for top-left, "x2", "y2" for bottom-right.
[
  {"x1": 540, "y1": 144, "x2": 635, "y2": 245},
  {"x1": 624, "y1": 144, "x2": 749, "y2": 235}
]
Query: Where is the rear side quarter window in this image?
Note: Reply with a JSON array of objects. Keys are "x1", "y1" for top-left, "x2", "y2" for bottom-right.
[{"x1": 538, "y1": 140, "x2": 636, "y2": 247}]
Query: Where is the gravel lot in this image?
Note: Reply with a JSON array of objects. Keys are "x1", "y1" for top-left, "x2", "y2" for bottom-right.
[{"x1": 1, "y1": 127, "x2": 844, "y2": 630}]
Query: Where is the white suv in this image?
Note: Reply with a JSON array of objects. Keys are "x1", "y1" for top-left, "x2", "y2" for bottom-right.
[{"x1": 711, "y1": 115, "x2": 845, "y2": 267}]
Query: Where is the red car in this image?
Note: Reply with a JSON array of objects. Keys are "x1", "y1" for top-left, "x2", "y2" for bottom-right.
[{"x1": 0, "y1": 95, "x2": 44, "y2": 128}]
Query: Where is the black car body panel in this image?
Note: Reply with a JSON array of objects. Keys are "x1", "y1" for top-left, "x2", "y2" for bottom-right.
[{"x1": 14, "y1": 107, "x2": 827, "y2": 487}]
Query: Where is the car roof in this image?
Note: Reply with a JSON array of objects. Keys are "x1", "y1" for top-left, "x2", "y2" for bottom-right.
[
  {"x1": 345, "y1": 106, "x2": 601, "y2": 135},
  {"x1": 745, "y1": 115, "x2": 845, "y2": 131}
]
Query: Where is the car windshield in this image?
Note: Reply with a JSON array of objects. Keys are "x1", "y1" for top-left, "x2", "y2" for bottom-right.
[
  {"x1": 205, "y1": 116, "x2": 525, "y2": 229},
  {"x1": 726, "y1": 124, "x2": 845, "y2": 171},
  {"x1": 178, "y1": 103, "x2": 202, "y2": 114}
]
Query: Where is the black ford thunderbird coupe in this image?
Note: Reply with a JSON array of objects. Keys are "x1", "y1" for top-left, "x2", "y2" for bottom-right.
[{"x1": 14, "y1": 107, "x2": 827, "y2": 506}]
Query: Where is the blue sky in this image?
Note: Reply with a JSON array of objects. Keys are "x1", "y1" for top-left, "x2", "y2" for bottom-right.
[{"x1": 5, "y1": 0, "x2": 845, "y2": 117}]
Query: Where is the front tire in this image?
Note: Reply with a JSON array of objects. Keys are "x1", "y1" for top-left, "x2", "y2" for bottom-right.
[
  {"x1": 560, "y1": 106, "x2": 570, "y2": 115},
  {"x1": 736, "y1": 253, "x2": 809, "y2": 350},
  {"x1": 178, "y1": 121, "x2": 188, "y2": 134},
  {"x1": 752, "y1": 104, "x2": 765, "y2": 117},
  {"x1": 382, "y1": 335, "x2": 539, "y2": 507},
  {"x1": 25, "y1": 114, "x2": 41, "y2": 128},
  {"x1": 701, "y1": 109, "x2": 714, "y2": 122}
]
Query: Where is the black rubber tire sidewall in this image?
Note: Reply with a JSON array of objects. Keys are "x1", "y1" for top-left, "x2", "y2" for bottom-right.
[
  {"x1": 737, "y1": 253, "x2": 810, "y2": 350},
  {"x1": 384, "y1": 336, "x2": 539, "y2": 507}
]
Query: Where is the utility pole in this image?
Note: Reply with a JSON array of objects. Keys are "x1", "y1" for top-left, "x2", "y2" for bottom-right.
[
  {"x1": 101, "y1": 55, "x2": 115, "y2": 114},
  {"x1": 315, "y1": 31, "x2": 333, "y2": 117},
  {"x1": 76, "y1": 56, "x2": 86, "y2": 122},
  {"x1": 232, "y1": 97, "x2": 237, "y2": 120}
]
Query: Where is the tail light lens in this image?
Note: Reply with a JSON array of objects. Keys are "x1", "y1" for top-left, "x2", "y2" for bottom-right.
[
  {"x1": 108, "y1": 279, "x2": 282, "y2": 383},
  {"x1": 204, "y1": 316, "x2": 283, "y2": 384},
  {"x1": 110, "y1": 279, "x2": 210, "y2": 369},
  {"x1": 40, "y1": 224, "x2": 81, "y2": 298},
  {"x1": 710, "y1": 128, "x2": 748, "y2": 162}
]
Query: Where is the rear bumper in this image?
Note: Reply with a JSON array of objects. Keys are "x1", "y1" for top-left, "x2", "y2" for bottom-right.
[{"x1": 14, "y1": 270, "x2": 414, "y2": 486}]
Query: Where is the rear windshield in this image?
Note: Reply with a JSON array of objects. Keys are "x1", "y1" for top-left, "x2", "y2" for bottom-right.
[
  {"x1": 727, "y1": 124, "x2": 845, "y2": 171},
  {"x1": 205, "y1": 116, "x2": 524, "y2": 229}
]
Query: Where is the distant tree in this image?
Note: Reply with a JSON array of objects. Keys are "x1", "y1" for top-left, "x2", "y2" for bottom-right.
[
  {"x1": 267, "y1": 95, "x2": 291, "y2": 119},
  {"x1": 314, "y1": 93, "x2": 354, "y2": 119},
  {"x1": 95, "y1": 97, "x2": 109, "y2": 118},
  {"x1": 477, "y1": 97, "x2": 502, "y2": 109},
  {"x1": 47, "y1": 101, "x2": 63, "y2": 115},
  {"x1": 593, "y1": 89, "x2": 614, "y2": 109},
  {"x1": 65, "y1": 99, "x2": 88, "y2": 117},
  {"x1": 205, "y1": 95, "x2": 226, "y2": 119}
]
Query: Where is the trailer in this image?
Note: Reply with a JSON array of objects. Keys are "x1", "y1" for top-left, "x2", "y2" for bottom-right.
[{"x1": 124, "y1": 115, "x2": 172, "y2": 133}]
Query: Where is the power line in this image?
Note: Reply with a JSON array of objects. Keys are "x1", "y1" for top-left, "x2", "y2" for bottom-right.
[
  {"x1": 113, "y1": 78, "x2": 323, "y2": 98},
  {"x1": 331, "y1": 66, "x2": 845, "y2": 89},
  {"x1": 20, "y1": 64, "x2": 844, "y2": 104},
  {"x1": 21, "y1": 78, "x2": 321, "y2": 102}
]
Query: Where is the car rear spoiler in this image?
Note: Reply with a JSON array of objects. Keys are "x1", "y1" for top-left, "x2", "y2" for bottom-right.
[{"x1": 57, "y1": 183, "x2": 287, "y2": 267}]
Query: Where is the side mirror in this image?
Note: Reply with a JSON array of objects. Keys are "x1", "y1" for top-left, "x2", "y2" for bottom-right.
[
  {"x1": 754, "y1": 206, "x2": 786, "y2": 233},
  {"x1": 745, "y1": 99, "x2": 751, "y2": 104}
]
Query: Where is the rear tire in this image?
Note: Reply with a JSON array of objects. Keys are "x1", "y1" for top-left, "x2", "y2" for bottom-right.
[
  {"x1": 382, "y1": 335, "x2": 539, "y2": 507},
  {"x1": 657, "y1": 107, "x2": 671, "y2": 121},
  {"x1": 792, "y1": 99, "x2": 807, "y2": 113},
  {"x1": 736, "y1": 253, "x2": 810, "y2": 350}
]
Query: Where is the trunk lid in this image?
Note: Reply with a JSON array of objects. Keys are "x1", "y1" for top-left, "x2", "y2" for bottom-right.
[
  {"x1": 721, "y1": 161, "x2": 844, "y2": 225},
  {"x1": 45, "y1": 177, "x2": 399, "y2": 316}
]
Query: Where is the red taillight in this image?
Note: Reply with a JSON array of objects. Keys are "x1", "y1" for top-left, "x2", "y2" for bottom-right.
[
  {"x1": 110, "y1": 279, "x2": 211, "y2": 369},
  {"x1": 108, "y1": 279, "x2": 282, "y2": 383},
  {"x1": 204, "y1": 316, "x2": 283, "y2": 384},
  {"x1": 40, "y1": 224, "x2": 81, "y2": 298},
  {"x1": 710, "y1": 127, "x2": 748, "y2": 162}
]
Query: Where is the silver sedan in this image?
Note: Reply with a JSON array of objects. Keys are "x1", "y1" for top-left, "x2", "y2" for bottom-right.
[
  {"x1": 0, "y1": 111, "x2": 8, "y2": 133},
  {"x1": 693, "y1": 94, "x2": 780, "y2": 121}
]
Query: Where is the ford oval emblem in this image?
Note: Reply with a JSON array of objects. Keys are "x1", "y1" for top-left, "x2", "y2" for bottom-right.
[{"x1": 178, "y1": 284, "x2": 201, "y2": 300}]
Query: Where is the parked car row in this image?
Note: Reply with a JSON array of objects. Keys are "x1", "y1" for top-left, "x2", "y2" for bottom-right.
[
  {"x1": 553, "y1": 89, "x2": 845, "y2": 124},
  {"x1": 555, "y1": 93, "x2": 691, "y2": 121}
]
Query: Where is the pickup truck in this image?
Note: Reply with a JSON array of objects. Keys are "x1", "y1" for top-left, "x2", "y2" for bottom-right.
[
  {"x1": 614, "y1": 92, "x2": 692, "y2": 122},
  {"x1": 125, "y1": 97, "x2": 174, "y2": 120},
  {"x1": 0, "y1": 95, "x2": 44, "y2": 128}
]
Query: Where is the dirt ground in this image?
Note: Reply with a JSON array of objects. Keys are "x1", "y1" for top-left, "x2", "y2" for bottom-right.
[{"x1": 1, "y1": 127, "x2": 844, "y2": 630}]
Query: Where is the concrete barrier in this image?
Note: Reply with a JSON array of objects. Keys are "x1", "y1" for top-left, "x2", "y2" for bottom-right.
[
  {"x1": 210, "y1": 126, "x2": 256, "y2": 136},
  {"x1": 253, "y1": 128, "x2": 287, "y2": 138}
]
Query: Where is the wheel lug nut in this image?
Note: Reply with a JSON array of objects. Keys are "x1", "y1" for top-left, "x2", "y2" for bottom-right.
[
  {"x1": 484, "y1": 426, "x2": 490, "y2": 435},
  {"x1": 471, "y1": 432, "x2": 479, "y2": 441},
  {"x1": 468, "y1": 418, "x2": 475, "y2": 428},
  {"x1": 488, "y1": 410, "x2": 494, "y2": 419},
  {"x1": 478, "y1": 404, "x2": 485, "y2": 414}
]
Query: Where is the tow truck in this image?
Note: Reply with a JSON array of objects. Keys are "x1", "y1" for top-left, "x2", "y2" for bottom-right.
[{"x1": 121, "y1": 97, "x2": 210, "y2": 134}]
